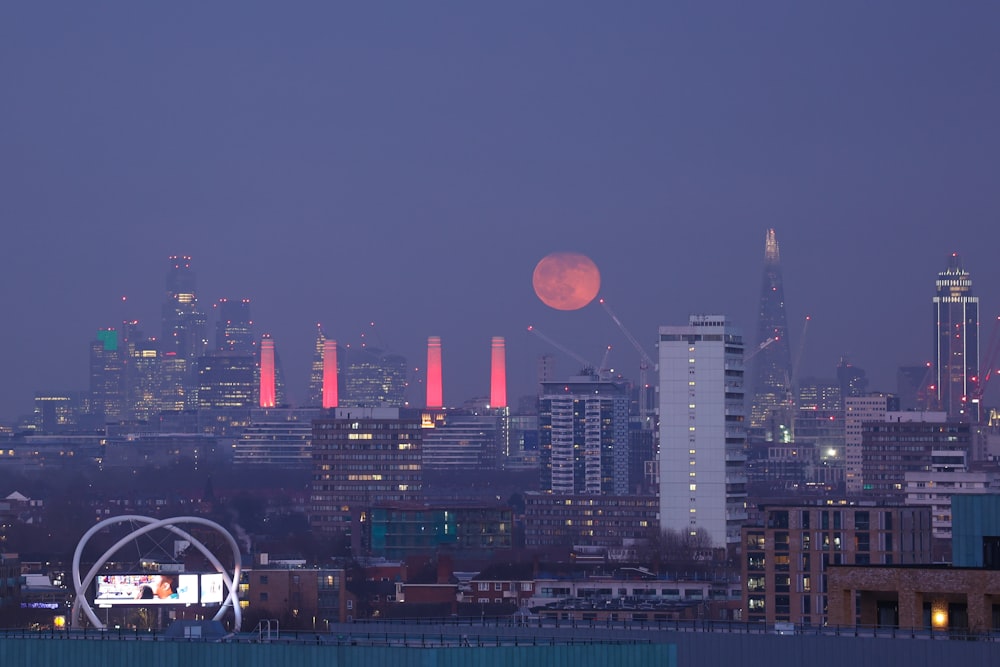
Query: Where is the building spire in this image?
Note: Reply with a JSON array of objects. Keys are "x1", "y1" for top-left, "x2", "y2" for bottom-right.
[{"x1": 764, "y1": 228, "x2": 780, "y2": 265}]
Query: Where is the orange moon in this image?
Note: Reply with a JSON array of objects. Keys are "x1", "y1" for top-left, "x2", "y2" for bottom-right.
[{"x1": 532, "y1": 252, "x2": 601, "y2": 311}]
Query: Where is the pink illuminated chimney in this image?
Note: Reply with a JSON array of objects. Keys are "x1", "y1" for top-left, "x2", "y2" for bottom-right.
[
  {"x1": 259, "y1": 335, "x2": 276, "y2": 408},
  {"x1": 322, "y1": 339, "x2": 338, "y2": 409},
  {"x1": 426, "y1": 336, "x2": 443, "y2": 408},
  {"x1": 490, "y1": 336, "x2": 507, "y2": 408}
]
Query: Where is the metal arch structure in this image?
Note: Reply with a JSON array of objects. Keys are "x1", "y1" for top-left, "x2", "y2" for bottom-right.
[{"x1": 71, "y1": 515, "x2": 243, "y2": 631}]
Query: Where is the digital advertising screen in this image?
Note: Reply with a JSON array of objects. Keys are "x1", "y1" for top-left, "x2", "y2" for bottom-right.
[
  {"x1": 200, "y1": 573, "x2": 225, "y2": 604},
  {"x1": 94, "y1": 573, "x2": 199, "y2": 605}
]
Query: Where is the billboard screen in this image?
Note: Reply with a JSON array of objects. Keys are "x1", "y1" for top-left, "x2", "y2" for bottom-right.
[
  {"x1": 94, "y1": 573, "x2": 199, "y2": 605},
  {"x1": 200, "y1": 573, "x2": 224, "y2": 604}
]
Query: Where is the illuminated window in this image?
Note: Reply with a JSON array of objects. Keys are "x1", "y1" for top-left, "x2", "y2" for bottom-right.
[{"x1": 689, "y1": 484, "x2": 697, "y2": 491}]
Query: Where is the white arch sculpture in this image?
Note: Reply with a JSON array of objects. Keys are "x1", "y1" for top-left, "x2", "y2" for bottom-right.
[{"x1": 71, "y1": 515, "x2": 243, "y2": 631}]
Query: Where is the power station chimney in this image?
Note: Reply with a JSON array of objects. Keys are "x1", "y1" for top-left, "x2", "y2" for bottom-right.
[
  {"x1": 322, "y1": 339, "x2": 338, "y2": 409},
  {"x1": 426, "y1": 336, "x2": 443, "y2": 408},
  {"x1": 490, "y1": 336, "x2": 507, "y2": 408},
  {"x1": 260, "y1": 335, "x2": 276, "y2": 408}
]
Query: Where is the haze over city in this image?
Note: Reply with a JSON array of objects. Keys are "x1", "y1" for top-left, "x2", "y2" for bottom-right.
[{"x1": 2, "y1": 3, "x2": 999, "y2": 420}]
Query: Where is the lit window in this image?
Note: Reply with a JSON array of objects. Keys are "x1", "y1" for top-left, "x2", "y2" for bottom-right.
[{"x1": 689, "y1": 484, "x2": 697, "y2": 491}]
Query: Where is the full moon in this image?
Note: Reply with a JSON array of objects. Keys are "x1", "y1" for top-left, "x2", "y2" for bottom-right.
[{"x1": 532, "y1": 252, "x2": 601, "y2": 311}]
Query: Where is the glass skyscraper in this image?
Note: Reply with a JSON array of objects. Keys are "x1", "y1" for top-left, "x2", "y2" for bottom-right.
[
  {"x1": 933, "y1": 253, "x2": 979, "y2": 421},
  {"x1": 749, "y1": 229, "x2": 794, "y2": 441}
]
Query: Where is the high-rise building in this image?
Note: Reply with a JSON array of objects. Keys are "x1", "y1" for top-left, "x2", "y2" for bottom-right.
[
  {"x1": 793, "y1": 377, "x2": 845, "y2": 484},
  {"x1": 658, "y1": 315, "x2": 747, "y2": 550},
  {"x1": 89, "y1": 328, "x2": 124, "y2": 421},
  {"x1": 933, "y1": 253, "x2": 979, "y2": 421},
  {"x1": 844, "y1": 393, "x2": 898, "y2": 496},
  {"x1": 213, "y1": 298, "x2": 254, "y2": 354},
  {"x1": 342, "y1": 347, "x2": 408, "y2": 408},
  {"x1": 126, "y1": 338, "x2": 161, "y2": 422},
  {"x1": 836, "y1": 357, "x2": 868, "y2": 409},
  {"x1": 197, "y1": 352, "x2": 256, "y2": 409},
  {"x1": 749, "y1": 229, "x2": 794, "y2": 441},
  {"x1": 307, "y1": 325, "x2": 327, "y2": 407},
  {"x1": 161, "y1": 256, "x2": 208, "y2": 409},
  {"x1": 538, "y1": 372, "x2": 630, "y2": 495}
]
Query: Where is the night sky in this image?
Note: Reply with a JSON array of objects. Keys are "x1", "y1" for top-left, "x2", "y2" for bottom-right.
[{"x1": 2, "y1": 3, "x2": 999, "y2": 420}]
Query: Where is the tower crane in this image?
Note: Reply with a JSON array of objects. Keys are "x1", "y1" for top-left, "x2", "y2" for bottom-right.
[
  {"x1": 526, "y1": 325, "x2": 595, "y2": 374},
  {"x1": 598, "y1": 299, "x2": 656, "y2": 423},
  {"x1": 745, "y1": 337, "x2": 777, "y2": 363},
  {"x1": 599, "y1": 345, "x2": 614, "y2": 381},
  {"x1": 969, "y1": 315, "x2": 1000, "y2": 419}
]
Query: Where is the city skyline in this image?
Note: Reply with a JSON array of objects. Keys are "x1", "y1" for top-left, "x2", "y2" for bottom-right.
[{"x1": 3, "y1": 4, "x2": 1000, "y2": 419}]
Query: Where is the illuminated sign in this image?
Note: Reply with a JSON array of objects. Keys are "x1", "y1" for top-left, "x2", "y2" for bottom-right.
[
  {"x1": 94, "y1": 573, "x2": 198, "y2": 605},
  {"x1": 200, "y1": 573, "x2": 224, "y2": 604}
]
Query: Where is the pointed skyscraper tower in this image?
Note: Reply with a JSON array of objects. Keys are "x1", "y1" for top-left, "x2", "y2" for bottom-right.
[
  {"x1": 307, "y1": 324, "x2": 326, "y2": 406},
  {"x1": 749, "y1": 229, "x2": 795, "y2": 441}
]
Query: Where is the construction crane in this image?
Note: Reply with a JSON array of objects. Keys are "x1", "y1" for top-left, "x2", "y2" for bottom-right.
[
  {"x1": 969, "y1": 315, "x2": 1000, "y2": 418},
  {"x1": 598, "y1": 299, "x2": 656, "y2": 423},
  {"x1": 599, "y1": 345, "x2": 614, "y2": 380},
  {"x1": 745, "y1": 336, "x2": 777, "y2": 363},
  {"x1": 526, "y1": 325, "x2": 595, "y2": 374},
  {"x1": 791, "y1": 315, "x2": 811, "y2": 389}
]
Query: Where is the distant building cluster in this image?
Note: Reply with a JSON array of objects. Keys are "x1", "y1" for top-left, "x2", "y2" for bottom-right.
[{"x1": 5, "y1": 238, "x2": 1000, "y2": 636}]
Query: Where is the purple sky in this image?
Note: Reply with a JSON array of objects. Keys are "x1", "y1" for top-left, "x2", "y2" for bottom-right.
[{"x1": 2, "y1": 3, "x2": 1000, "y2": 419}]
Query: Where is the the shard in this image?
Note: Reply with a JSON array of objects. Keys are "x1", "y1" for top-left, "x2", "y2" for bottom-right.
[{"x1": 749, "y1": 229, "x2": 794, "y2": 441}]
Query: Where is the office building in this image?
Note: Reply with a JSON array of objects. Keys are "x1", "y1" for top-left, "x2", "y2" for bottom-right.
[
  {"x1": 89, "y1": 328, "x2": 124, "y2": 421},
  {"x1": 659, "y1": 315, "x2": 748, "y2": 550},
  {"x1": 369, "y1": 503, "x2": 513, "y2": 560},
  {"x1": 422, "y1": 412, "x2": 502, "y2": 470},
  {"x1": 523, "y1": 492, "x2": 659, "y2": 550},
  {"x1": 862, "y1": 412, "x2": 972, "y2": 501},
  {"x1": 233, "y1": 408, "x2": 320, "y2": 467},
  {"x1": 749, "y1": 229, "x2": 794, "y2": 441},
  {"x1": 309, "y1": 407, "x2": 423, "y2": 542},
  {"x1": 538, "y1": 372, "x2": 630, "y2": 495},
  {"x1": 836, "y1": 358, "x2": 868, "y2": 408},
  {"x1": 197, "y1": 352, "x2": 256, "y2": 410},
  {"x1": 844, "y1": 394, "x2": 897, "y2": 496},
  {"x1": 342, "y1": 348, "x2": 408, "y2": 408},
  {"x1": 213, "y1": 298, "x2": 254, "y2": 354},
  {"x1": 306, "y1": 325, "x2": 328, "y2": 408},
  {"x1": 794, "y1": 377, "x2": 845, "y2": 485},
  {"x1": 933, "y1": 253, "x2": 979, "y2": 421},
  {"x1": 160, "y1": 256, "x2": 208, "y2": 409}
]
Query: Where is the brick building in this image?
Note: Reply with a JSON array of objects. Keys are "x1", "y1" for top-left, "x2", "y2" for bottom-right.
[
  {"x1": 742, "y1": 504, "x2": 932, "y2": 626},
  {"x1": 827, "y1": 565, "x2": 1000, "y2": 632}
]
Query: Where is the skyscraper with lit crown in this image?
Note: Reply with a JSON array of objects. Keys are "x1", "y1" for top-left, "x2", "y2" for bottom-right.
[
  {"x1": 749, "y1": 229, "x2": 794, "y2": 441},
  {"x1": 933, "y1": 253, "x2": 979, "y2": 421}
]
